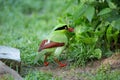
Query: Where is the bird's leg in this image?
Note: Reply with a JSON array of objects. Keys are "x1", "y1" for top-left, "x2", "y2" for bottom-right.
[
  {"x1": 54, "y1": 58, "x2": 67, "y2": 67},
  {"x1": 44, "y1": 55, "x2": 49, "y2": 66}
]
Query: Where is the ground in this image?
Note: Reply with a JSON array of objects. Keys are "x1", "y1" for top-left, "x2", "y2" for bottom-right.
[
  {"x1": 21, "y1": 53, "x2": 120, "y2": 80},
  {"x1": 36, "y1": 60, "x2": 102, "y2": 80}
]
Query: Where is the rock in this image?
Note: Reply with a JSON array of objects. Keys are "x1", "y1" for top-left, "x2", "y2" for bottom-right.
[
  {"x1": 0, "y1": 46, "x2": 21, "y2": 72},
  {"x1": 0, "y1": 46, "x2": 21, "y2": 62},
  {"x1": 0, "y1": 61, "x2": 23, "y2": 80}
]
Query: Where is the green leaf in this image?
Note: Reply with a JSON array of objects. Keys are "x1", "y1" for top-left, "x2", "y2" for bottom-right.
[
  {"x1": 113, "y1": 30, "x2": 119, "y2": 43},
  {"x1": 106, "y1": 26, "x2": 113, "y2": 44},
  {"x1": 113, "y1": 19, "x2": 120, "y2": 30},
  {"x1": 98, "y1": 8, "x2": 112, "y2": 16},
  {"x1": 84, "y1": 6, "x2": 95, "y2": 22},
  {"x1": 73, "y1": 3, "x2": 87, "y2": 21},
  {"x1": 79, "y1": 37, "x2": 98, "y2": 44},
  {"x1": 107, "y1": 1, "x2": 116, "y2": 9},
  {"x1": 93, "y1": 49, "x2": 102, "y2": 59}
]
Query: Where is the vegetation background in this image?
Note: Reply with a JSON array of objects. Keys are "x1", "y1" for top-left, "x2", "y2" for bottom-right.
[{"x1": 0, "y1": 0, "x2": 120, "y2": 79}]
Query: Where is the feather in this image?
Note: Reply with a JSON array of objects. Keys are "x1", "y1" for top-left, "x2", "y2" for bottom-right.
[{"x1": 38, "y1": 40, "x2": 65, "y2": 52}]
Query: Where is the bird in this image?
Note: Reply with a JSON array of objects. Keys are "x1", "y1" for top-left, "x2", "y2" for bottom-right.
[{"x1": 36, "y1": 24, "x2": 74, "y2": 67}]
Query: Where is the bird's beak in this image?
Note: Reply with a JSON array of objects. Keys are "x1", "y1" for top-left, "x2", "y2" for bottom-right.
[{"x1": 68, "y1": 27, "x2": 74, "y2": 32}]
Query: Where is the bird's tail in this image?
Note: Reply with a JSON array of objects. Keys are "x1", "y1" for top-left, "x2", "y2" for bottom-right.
[
  {"x1": 38, "y1": 48, "x2": 42, "y2": 52},
  {"x1": 34, "y1": 50, "x2": 45, "y2": 64}
]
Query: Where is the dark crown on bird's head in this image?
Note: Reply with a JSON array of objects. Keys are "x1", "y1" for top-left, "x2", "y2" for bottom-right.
[{"x1": 55, "y1": 25, "x2": 68, "y2": 31}]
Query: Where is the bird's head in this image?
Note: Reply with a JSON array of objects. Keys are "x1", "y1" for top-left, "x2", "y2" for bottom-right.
[{"x1": 54, "y1": 24, "x2": 74, "y2": 33}]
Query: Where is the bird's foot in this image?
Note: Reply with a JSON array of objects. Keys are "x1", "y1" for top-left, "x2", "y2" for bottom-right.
[
  {"x1": 44, "y1": 62, "x2": 49, "y2": 66},
  {"x1": 59, "y1": 62, "x2": 67, "y2": 67}
]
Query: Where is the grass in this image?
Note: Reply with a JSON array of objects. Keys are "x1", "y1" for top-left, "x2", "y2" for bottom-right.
[
  {"x1": 0, "y1": 14, "x2": 51, "y2": 65},
  {"x1": 79, "y1": 70, "x2": 120, "y2": 80},
  {"x1": 0, "y1": 0, "x2": 57, "y2": 65},
  {"x1": 25, "y1": 71, "x2": 62, "y2": 80},
  {"x1": 85, "y1": 69, "x2": 120, "y2": 80},
  {"x1": 0, "y1": 74, "x2": 14, "y2": 80},
  {"x1": 0, "y1": 0, "x2": 120, "y2": 79},
  {"x1": 0, "y1": 0, "x2": 67, "y2": 79}
]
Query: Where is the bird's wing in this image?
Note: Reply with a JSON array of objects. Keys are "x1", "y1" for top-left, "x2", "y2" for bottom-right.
[
  {"x1": 40, "y1": 39, "x2": 48, "y2": 48},
  {"x1": 38, "y1": 40, "x2": 65, "y2": 52}
]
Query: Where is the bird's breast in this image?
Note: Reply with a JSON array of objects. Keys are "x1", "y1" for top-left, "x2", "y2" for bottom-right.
[{"x1": 48, "y1": 33, "x2": 68, "y2": 44}]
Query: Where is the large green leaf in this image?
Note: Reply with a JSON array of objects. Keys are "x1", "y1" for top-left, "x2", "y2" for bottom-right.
[
  {"x1": 113, "y1": 19, "x2": 120, "y2": 30},
  {"x1": 98, "y1": 8, "x2": 112, "y2": 16},
  {"x1": 84, "y1": 6, "x2": 95, "y2": 22},
  {"x1": 106, "y1": 26, "x2": 113, "y2": 44},
  {"x1": 73, "y1": 3, "x2": 87, "y2": 22},
  {"x1": 107, "y1": 1, "x2": 116, "y2": 9}
]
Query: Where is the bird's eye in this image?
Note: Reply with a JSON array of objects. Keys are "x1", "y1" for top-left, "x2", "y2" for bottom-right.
[
  {"x1": 65, "y1": 27, "x2": 68, "y2": 30},
  {"x1": 65, "y1": 27, "x2": 67, "y2": 29}
]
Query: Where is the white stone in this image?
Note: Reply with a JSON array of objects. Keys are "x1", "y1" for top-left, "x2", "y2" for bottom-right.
[{"x1": 0, "y1": 46, "x2": 21, "y2": 62}]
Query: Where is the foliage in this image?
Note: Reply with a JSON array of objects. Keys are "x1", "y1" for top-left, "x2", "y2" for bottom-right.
[
  {"x1": 0, "y1": 0, "x2": 63, "y2": 65},
  {"x1": 77, "y1": 65, "x2": 120, "y2": 80},
  {"x1": 0, "y1": 0, "x2": 120, "y2": 79},
  {"x1": 86, "y1": 68, "x2": 120, "y2": 80},
  {"x1": 58, "y1": 0, "x2": 120, "y2": 66},
  {"x1": 0, "y1": 0, "x2": 120, "y2": 67},
  {"x1": 25, "y1": 71, "x2": 61, "y2": 80}
]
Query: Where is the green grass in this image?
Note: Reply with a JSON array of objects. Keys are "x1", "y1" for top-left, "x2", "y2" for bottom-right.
[
  {"x1": 0, "y1": 0, "x2": 120, "y2": 79},
  {"x1": 0, "y1": 14, "x2": 51, "y2": 65},
  {"x1": 85, "y1": 69, "x2": 120, "y2": 80},
  {"x1": 0, "y1": 0, "x2": 68, "y2": 79},
  {"x1": 0, "y1": 0, "x2": 59, "y2": 65},
  {"x1": 25, "y1": 71, "x2": 62, "y2": 80},
  {"x1": 0, "y1": 74, "x2": 14, "y2": 80}
]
